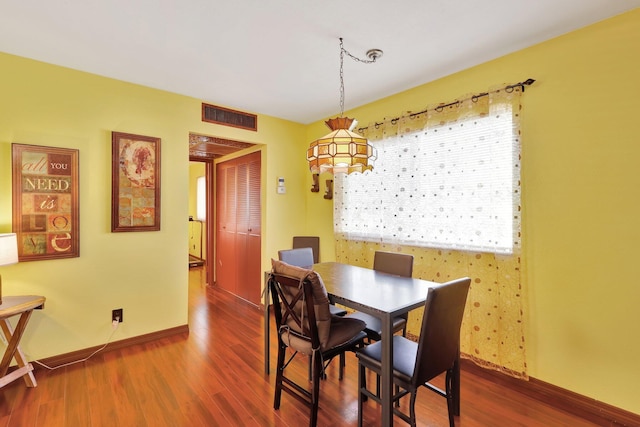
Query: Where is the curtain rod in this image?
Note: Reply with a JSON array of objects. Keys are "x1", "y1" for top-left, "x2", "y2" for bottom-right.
[{"x1": 356, "y1": 78, "x2": 535, "y2": 133}]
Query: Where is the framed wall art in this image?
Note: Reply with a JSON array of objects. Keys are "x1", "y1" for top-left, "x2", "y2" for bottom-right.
[
  {"x1": 111, "y1": 132, "x2": 161, "y2": 232},
  {"x1": 11, "y1": 143, "x2": 80, "y2": 261}
]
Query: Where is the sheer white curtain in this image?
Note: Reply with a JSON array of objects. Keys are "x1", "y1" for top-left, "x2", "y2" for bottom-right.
[
  {"x1": 335, "y1": 89, "x2": 521, "y2": 254},
  {"x1": 334, "y1": 86, "x2": 528, "y2": 378}
]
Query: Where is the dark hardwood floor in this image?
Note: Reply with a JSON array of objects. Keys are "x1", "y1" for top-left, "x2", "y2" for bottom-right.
[{"x1": 0, "y1": 266, "x2": 605, "y2": 426}]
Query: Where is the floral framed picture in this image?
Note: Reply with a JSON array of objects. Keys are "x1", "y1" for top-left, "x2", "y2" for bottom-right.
[
  {"x1": 111, "y1": 132, "x2": 161, "y2": 232},
  {"x1": 11, "y1": 143, "x2": 80, "y2": 261}
]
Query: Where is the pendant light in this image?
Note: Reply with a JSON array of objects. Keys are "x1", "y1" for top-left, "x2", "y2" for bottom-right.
[{"x1": 307, "y1": 38, "x2": 382, "y2": 174}]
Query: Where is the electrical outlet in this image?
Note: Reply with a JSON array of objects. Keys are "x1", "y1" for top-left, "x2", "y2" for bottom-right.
[{"x1": 112, "y1": 308, "x2": 123, "y2": 323}]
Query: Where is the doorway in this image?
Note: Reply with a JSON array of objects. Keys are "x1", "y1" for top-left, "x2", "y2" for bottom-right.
[
  {"x1": 188, "y1": 161, "x2": 206, "y2": 268},
  {"x1": 188, "y1": 133, "x2": 257, "y2": 290},
  {"x1": 188, "y1": 156, "x2": 213, "y2": 285}
]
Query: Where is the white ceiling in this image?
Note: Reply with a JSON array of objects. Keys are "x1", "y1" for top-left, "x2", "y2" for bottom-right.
[{"x1": 0, "y1": 1, "x2": 638, "y2": 124}]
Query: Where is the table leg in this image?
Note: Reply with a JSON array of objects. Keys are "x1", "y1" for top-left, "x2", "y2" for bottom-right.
[
  {"x1": 264, "y1": 271, "x2": 270, "y2": 375},
  {"x1": 380, "y1": 313, "x2": 393, "y2": 426},
  {"x1": 0, "y1": 312, "x2": 37, "y2": 388}
]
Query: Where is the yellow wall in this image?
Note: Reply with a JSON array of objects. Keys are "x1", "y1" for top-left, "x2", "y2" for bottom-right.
[
  {"x1": 303, "y1": 9, "x2": 640, "y2": 414},
  {"x1": 0, "y1": 52, "x2": 307, "y2": 361}
]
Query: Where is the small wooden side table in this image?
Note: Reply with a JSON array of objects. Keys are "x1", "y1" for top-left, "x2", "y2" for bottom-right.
[{"x1": 0, "y1": 295, "x2": 46, "y2": 389}]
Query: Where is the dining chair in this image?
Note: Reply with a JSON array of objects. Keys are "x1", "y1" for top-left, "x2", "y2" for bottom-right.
[
  {"x1": 276, "y1": 250, "x2": 348, "y2": 380},
  {"x1": 269, "y1": 259, "x2": 367, "y2": 427},
  {"x1": 279, "y1": 246, "x2": 347, "y2": 317},
  {"x1": 278, "y1": 247, "x2": 314, "y2": 268},
  {"x1": 356, "y1": 277, "x2": 471, "y2": 427},
  {"x1": 292, "y1": 236, "x2": 320, "y2": 263},
  {"x1": 347, "y1": 251, "x2": 414, "y2": 341}
]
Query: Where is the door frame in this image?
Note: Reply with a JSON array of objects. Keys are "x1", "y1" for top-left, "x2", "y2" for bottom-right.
[{"x1": 190, "y1": 155, "x2": 214, "y2": 286}]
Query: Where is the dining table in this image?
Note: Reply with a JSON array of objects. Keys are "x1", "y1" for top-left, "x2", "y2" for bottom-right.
[{"x1": 264, "y1": 261, "x2": 461, "y2": 426}]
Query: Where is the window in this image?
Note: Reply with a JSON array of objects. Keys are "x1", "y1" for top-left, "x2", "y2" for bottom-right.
[{"x1": 334, "y1": 99, "x2": 520, "y2": 254}]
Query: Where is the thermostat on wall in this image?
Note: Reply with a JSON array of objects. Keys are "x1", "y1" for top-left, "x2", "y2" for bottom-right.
[{"x1": 277, "y1": 176, "x2": 286, "y2": 194}]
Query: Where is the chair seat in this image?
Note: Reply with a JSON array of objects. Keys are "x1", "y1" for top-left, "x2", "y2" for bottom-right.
[
  {"x1": 329, "y1": 304, "x2": 347, "y2": 317},
  {"x1": 325, "y1": 316, "x2": 367, "y2": 354},
  {"x1": 356, "y1": 335, "x2": 417, "y2": 384},
  {"x1": 346, "y1": 311, "x2": 407, "y2": 341},
  {"x1": 280, "y1": 315, "x2": 366, "y2": 356}
]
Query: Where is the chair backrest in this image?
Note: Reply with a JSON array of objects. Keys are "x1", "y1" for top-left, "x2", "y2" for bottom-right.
[
  {"x1": 292, "y1": 236, "x2": 320, "y2": 263},
  {"x1": 278, "y1": 247, "x2": 315, "y2": 268},
  {"x1": 373, "y1": 251, "x2": 414, "y2": 277},
  {"x1": 270, "y1": 259, "x2": 332, "y2": 350},
  {"x1": 413, "y1": 277, "x2": 471, "y2": 386},
  {"x1": 269, "y1": 272, "x2": 320, "y2": 353}
]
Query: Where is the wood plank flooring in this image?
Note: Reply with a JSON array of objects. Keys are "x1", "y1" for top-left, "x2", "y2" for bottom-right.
[{"x1": 0, "y1": 267, "x2": 606, "y2": 426}]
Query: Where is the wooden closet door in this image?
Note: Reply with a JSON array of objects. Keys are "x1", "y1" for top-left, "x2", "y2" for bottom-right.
[
  {"x1": 215, "y1": 151, "x2": 261, "y2": 305},
  {"x1": 235, "y1": 161, "x2": 250, "y2": 300},
  {"x1": 215, "y1": 161, "x2": 237, "y2": 295},
  {"x1": 237, "y1": 154, "x2": 261, "y2": 304}
]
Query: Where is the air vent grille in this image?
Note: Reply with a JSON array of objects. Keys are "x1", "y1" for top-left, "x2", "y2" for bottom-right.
[{"x1": 202, "y1": 103, "x2": 257, "y2": 131}]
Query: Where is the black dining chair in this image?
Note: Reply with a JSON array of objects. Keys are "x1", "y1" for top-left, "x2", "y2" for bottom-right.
[
  {"x1": 292, "y1": 236, "x2": 320, "y2": 263},
  {"x1": 269, "y1": 259, "x2": 366, "y2": 427},
  {"x1": 276, "y1": 249, "x2": 348, "y2": 379},
  {"x1": 344, "y1": 251, "x2": 414, "y2": 394},
  {"x1": 356, "y1": 277, "x2": 471, "y2": 427},
  {"x1": 278, "y1": 247, "x2": 314, "y2": 268},
  {"x1": 346, "y1": 251, "x2": 414, "y2": 340}
]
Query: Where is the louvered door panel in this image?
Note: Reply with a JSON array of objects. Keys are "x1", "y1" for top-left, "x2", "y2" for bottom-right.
[
  {"x1": 215, "y1": 151, "x2": 261, "y2": 305},
  {"x1": 239, "y1": 153, "x2": 261, "y2": 304},
  {"x1": 248, "y1": 158, "x2": 261, "y2": 236},
  {"x1": 235, "y1": 161, "x2": 249, "y2": 301},
  {"x1": 216, "y1": 162, "x2": 237, "y2": 294},
  {"x1": 236, "y1": 162, "x2": 249, "y2": 236}
]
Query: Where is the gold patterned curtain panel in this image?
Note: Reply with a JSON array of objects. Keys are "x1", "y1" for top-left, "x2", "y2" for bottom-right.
[{"x1": 334, "y1": 85, "x2": 527, "y2": 378}]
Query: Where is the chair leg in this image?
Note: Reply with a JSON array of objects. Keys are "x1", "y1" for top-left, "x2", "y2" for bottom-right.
[
  {"x1": 358, "y1": 362, "x2": 365, "y2": 427},
  {"x1": 445, "y1": 369, "x2": 455, "y2": 427},
  {"x1": 409, "y1": 390, "x2": 417, "y2": 427},
  {"x1": 398, "y1": 327, "x2": 406, "y2": 407},
  {"x1": 361, "y1": 365, "x2": 368, "y2": 402},
  {"x1": 310, "y1": 352, "x2": 322, "y2": 427},
  {"x1": 274, "y1": 343, "x2": 286, "y2": 410},
  {"x1": 313, "y1": 355, "x2": 328, "y2": 381},
  {"x1": 339, "y1": 352, "x2": 345, "y2": 380}
]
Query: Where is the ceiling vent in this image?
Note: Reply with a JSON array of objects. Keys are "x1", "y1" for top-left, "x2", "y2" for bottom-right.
[{"x1": 202, "y1": 103, "x2": 257, "y2": 131}]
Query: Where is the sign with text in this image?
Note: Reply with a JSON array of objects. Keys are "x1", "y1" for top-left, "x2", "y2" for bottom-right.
[{"x1": 12, "y1": 144, "x2": 80, "y2": 261}]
